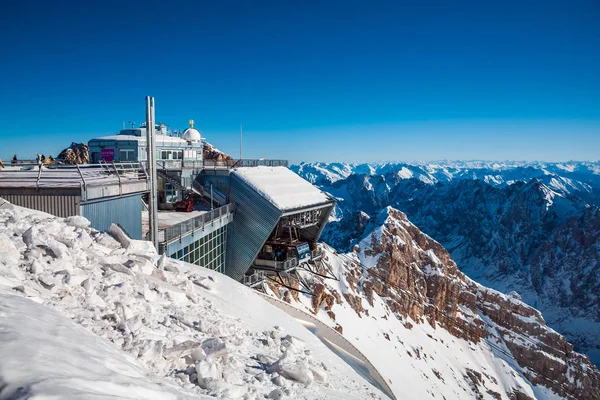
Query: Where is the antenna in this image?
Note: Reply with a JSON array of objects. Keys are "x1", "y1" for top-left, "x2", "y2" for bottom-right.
[
  {"x1": 240, "y1": 124, "x2": 243, "y2": 160},
  {"x1": 128, "y1": 121, "x2": 135, "y2": 129},
  {"x1": 145, "y1": 97, "x2": 158, "y2": 250}
]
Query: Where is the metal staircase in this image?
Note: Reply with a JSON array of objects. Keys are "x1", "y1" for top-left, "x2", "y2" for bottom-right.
[{"x1": 156, "y1": 169, "x2": 203, "y2": 196}]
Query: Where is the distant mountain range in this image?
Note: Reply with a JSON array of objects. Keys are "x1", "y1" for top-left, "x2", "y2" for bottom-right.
[{"x1": 291, "y1": 161, "x2": 600, "y2": 366}]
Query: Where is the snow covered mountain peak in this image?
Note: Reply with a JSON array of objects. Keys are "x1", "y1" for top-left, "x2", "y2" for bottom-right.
[
  {"x1": 267, "y1": 206, "x2": 600, "y2": 399},
  {"x1": 296, "y1": 161, "x2": 600, "y2": 367}
]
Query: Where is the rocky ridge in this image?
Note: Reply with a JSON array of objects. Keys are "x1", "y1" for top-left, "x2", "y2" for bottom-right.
[
  {"x1": 267, "y1": 207, "x2": 600, "y2": 399},
  {"x1": 293, "y1": 162, "x2": 600, "y2": 366}
]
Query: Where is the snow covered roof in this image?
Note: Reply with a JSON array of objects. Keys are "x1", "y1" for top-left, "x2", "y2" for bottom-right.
[
  {"x1": 232, "y1": 166, "x2": 333, "y2": 211},
  {"x1": 0, "y1": 167, "x2": 139, "y2": 189}
]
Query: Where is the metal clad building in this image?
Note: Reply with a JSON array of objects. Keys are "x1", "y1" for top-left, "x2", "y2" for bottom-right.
[
  {"x1": 0, "y1": 191, "x2": 81, "y2": 218},
  {"x1": 224, "y1": 166, "x2": 336, "y2": 282},
  {"x1": 226, "y1": 173, "x2": 282, "y2": 281},
  {"x1": 0, "y1": 165, "x2": 148, "y2": 239},
  {"x1": 81, "y1": 194, "x2": 142, "y2": 239}
]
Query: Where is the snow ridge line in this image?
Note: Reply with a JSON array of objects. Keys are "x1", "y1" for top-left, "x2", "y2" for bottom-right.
[{"x1": 257, "y1": 292, "x2": 396, "y2": 400}]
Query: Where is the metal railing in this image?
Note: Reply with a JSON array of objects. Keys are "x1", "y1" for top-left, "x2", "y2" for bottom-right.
[
  {"x1": 203, "y1": 158, "x2": 289, "y2": 169},
  {"x1": 160, "y1": 203, "x2": 233, "y2": 244},
  {"x1": 243, "y1": 270, "x2": 267, "y2": 287},
  {"x1": 255, "y1": 256, "x2": 299, "y2": 271},
  {"x1": 154, "y1": 159, "x2": 204, "y2": 170},
  {"x1": 0, "y1": 162, "x2": 148, "y2": 189},
  {"x1": 311, "y1": 247, "x2": 324, "y2": 260}
]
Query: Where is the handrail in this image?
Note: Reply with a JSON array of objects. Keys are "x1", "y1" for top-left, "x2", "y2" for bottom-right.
[
  {"x1": 242, "y1": 270, "x2": 267, "y2": 287},
  {"x1": 36, "y1": 164, "x2": 43, "y2": 189},
  {"x1": 311, "y1": 247, "x2": 323, "y2": 260},
  {"x1": 75, "y1": 164, "x2": 87, "y2": 201},
  {"x1": 159, "y1": 203, "x2": 233, "y2": 244},
  {"x1": 0, "y1": 163, "x2": 148, "y2": 189},
  {"x1": 202, "y1": 158, "x2": 289, "y2": 169}
]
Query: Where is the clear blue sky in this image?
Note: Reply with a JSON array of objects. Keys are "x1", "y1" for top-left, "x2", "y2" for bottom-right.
[{"x1": 1, "y1": 0, "x2": 599, "y2": 163}]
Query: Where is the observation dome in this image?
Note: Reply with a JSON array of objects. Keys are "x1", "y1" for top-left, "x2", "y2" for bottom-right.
[{"x1": 182, "y1": 119, "x2": 201, "y2": 142}]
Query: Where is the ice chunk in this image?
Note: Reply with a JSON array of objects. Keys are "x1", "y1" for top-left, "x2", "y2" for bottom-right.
[
  {"x1": 195, "y1": 357, "x2": 222, "y2": 389},
  {"x1": 64, "y1": 215, "x2": 91, "y2": 228},
  {"x1": 202, "y1": 337, "x2": 228, "y2": 358}
]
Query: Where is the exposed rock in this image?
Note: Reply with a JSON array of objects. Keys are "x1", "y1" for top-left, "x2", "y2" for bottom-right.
[
  {"x1": 268, "y1": 206, "x2": 600, "y2": 399},
  {"x1": 203, "y1": 142, "x2": 233, "y2": 162},
  {"x1": 57, "y1": 142, "x2": 89, "y2": 164}
]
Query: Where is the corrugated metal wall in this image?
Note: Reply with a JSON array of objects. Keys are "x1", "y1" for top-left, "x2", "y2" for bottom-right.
[
  {"x1": 197, "y1": 171, "x2": 231, "y2": 200},
  {"x1": 0, "y1": 194, "x2": 80, "y2": 218},
  {"x1": 81, "y1": 194, "x2": 142, "y2": 239},
  {"x1": 226, "y1": 174, "x2": 281, "y2": 282}
]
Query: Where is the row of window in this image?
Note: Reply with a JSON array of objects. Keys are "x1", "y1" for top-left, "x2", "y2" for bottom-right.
[{"x1": 170, "y1": 226, "x2": 227, "y2": 274}]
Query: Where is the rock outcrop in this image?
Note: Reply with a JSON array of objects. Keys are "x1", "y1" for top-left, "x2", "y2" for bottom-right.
[
  {"x1": 295, "y1": 162, "x2": 600, "y2": 366},
  {"x1": 267, "y1": 207, "x2": 600, "y2": 399},
  {"x1": 203, "y1": 142, "x2": 233, "y2": 162},
  {"x1": 57, "y1": 142, "x2": 89, "y2": 164}
]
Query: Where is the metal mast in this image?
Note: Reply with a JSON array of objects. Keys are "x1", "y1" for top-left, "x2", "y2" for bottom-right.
[
  {"x1": 145, "y1": 96, "x2": 159, "y2": 250},
  {"x1": 240, "y1": 124, "x2": 243, "y2": 160}
]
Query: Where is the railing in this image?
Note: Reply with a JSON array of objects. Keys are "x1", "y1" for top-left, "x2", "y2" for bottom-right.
[
  {"x1": 0, "y1": 162, "x2": 148, "y2": 189},
  {"x1": 99, "y1": 161, "x2": 148, "y2": 179},
  {"x1": 255, "y1": 256, "x2": 299, "y2": 271},
  {"x1": 154, "y1": 159, "x2": 204, "y2": 170},
  {"x1": 242, "y1": 270, "x2": 267, "y2": 287},
  {"x1": 160, "y1": 203, "x2": 233, "y2": 244},
  {"x1": 202, "y1": 158, "x2": 289, "y2": 169},
  {"x1": 311, "y1": 247, "x2": 324, "y2": 260}
]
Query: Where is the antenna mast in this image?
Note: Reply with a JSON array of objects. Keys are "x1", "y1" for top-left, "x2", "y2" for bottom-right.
[
  {"x1": 240, "y1": 124, "x2": 243, "y2": 160},
  {"x1": 145, "y1": 96, "x2": 158, "y2": 250}
]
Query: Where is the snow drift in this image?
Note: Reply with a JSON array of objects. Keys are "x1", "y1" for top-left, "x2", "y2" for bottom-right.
[{"x1": 0, "y1": 200, "x2": 385, "y2": 400}]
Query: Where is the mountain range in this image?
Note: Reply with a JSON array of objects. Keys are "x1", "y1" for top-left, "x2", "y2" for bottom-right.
[{"x1": 291, "y1": 161, "x2": 600, "y2": 367}]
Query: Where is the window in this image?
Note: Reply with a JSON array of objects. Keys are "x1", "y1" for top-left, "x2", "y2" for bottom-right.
[
  {"x1": 119, "y1": 149, "x2": 135, "y2": 161},
  {"x1": 169, "y1": 225, "x2": 227, "y2": 273}
]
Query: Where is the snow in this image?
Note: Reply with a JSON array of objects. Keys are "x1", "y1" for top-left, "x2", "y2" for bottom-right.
[
  {"x1": 397, "y1": 167, "x2": 414, "y2": 179},
  {"x1": 0, "y1": 293, "x2": 201, "y2": 399},
  {"x1": 0, "y1": 202, "x2": 385, "y2": 400},
  {"x1": 233, "y1": 166, "x2": 333, "y2": 211},
  {"x1": 286, "y1": 247, "x2": 566, "y2": 400}
]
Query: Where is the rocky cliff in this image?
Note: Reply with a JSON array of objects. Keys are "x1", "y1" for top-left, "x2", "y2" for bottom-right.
[
  {"x1": 267, "y1": 207, "x2": 600, "y2": 399},
  {"x1": 294, "y1": 162, "x2": 600, "y2": 366}
]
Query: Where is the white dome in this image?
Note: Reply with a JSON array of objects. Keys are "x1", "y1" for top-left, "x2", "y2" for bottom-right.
[{"x1": 182, "y1": 127, "x2": 201, "y2": 142}]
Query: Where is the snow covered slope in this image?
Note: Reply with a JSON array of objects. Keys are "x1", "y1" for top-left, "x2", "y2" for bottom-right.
[
  {"x1": 266, "y1": 207, "x2": 600, "y2": 400},
  {"x1": 293, "y1": 161, "x2": 600, "y2": 366},
  {"x1": 0, "y1": 201, "x2": 385, "y2": 400}
]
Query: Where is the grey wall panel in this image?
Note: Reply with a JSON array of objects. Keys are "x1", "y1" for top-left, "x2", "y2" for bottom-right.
[
  {"x1": 301, "y1": 203, "x2": 336, "y2": 242},
  {"x1": 197, "y1": 172, "x2": 231, "y2": 200},
  {"x1": 226, "y1": 174, "x2": 281, "y2": 282},
  {"x1": 0, "y1": 194, "x2": 80, "y2": 218},
  {"x1": 81, "y1": 194, "x2": 142, "y2": 239}
]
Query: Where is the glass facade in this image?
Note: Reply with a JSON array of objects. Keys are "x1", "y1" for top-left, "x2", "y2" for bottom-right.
[{"x1": 170, "y1": 225, "x2": 227, "y2": 273}]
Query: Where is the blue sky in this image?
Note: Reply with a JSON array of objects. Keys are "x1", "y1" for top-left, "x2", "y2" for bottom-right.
[{"x1": 0, "y1": 0, "x2": 599, "y2": 163}]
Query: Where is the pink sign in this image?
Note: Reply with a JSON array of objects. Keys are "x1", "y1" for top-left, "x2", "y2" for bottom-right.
[{"x1": 101, "y1": 148, "x2": 114, "y2": 161}]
